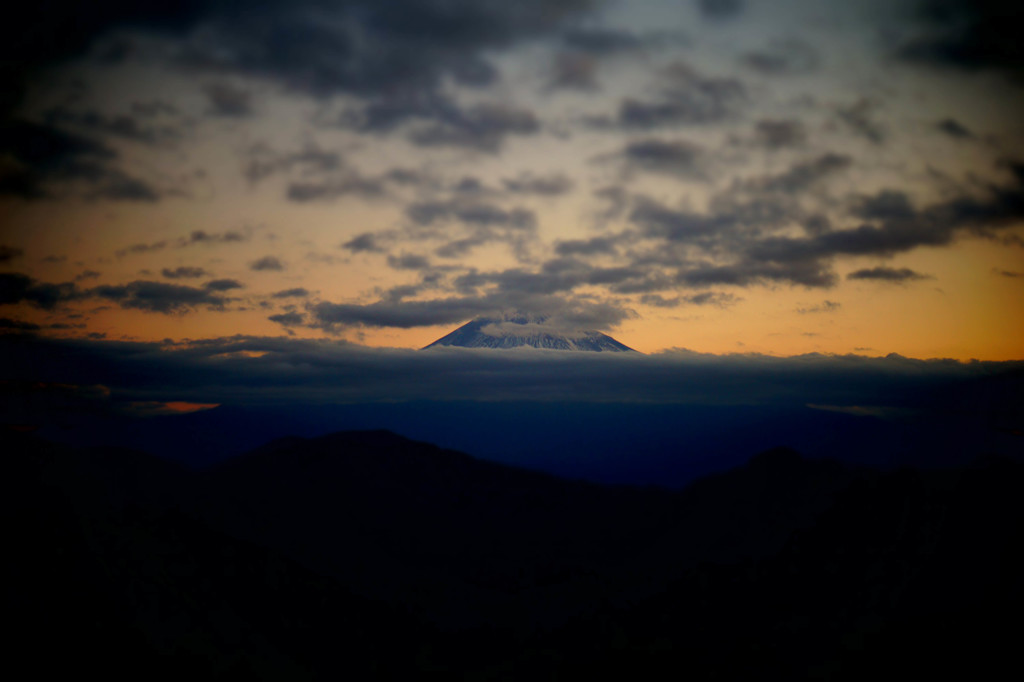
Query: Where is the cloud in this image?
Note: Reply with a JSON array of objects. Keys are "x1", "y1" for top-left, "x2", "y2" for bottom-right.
[
  {"x1": 643, "y1": 291, "x2": 739, "y2": 307},
  {"x1": 502, "y1": 173, "x2": 574, "y2": 196},
  {"x1": 244, "y1": 145, "x2": 342, "y2": 184},
  {"x1": 562, "y1": 28, "x2": 650, "y2": 55},
  {"x1": 286, "y1": 176, "x2": 388, "y2": 202},
  {"x1": 797, "y1": 300, "x2": 841, "y2": 314},
  {"x1": 74, "y1": 270, "x2": 101, "y2": 282},
  {"x1": 898, "y1": 0, "x2": 1024, "y2": 82},
  {"x1": 182, "y1": 230, "x2": 247, "y2": 246},
  {"x1": 250, "y1": 256, "x2": 285, "y2": 271},
  {"x1": 599, "y1": 64, "x2": 746, "y2": 129},
  {"x1": 203, "y1": 278, "x2": 245, "y2": 291},
  {"x1": 740, "y1": 153, "x2": 852, "y2": 194},
  {"x1": 836, "y1": 99, "x2": 885, "y2": 144},
  {"x1": 268, "y1": 311, "x2": 305, "y2": 326},
  {"x1": 697, "y1": 0, "x2": 745, "y2": 20},
  {"x1": 0, "y1": 245, "x2": 24, "y2": 263},
  {"x1": 936, "y1": 118, "x2": 973, "y2": 139},
  {"x1": 342, "y1": 233, "x2": 387, "y2": 254},
  {"x1": 203, "y1": 82, "x2": 254, "y2": 117},
  {"x1": 741, "y1": 39, "x2": 819, "y2": 75},
  {"x1": 387, "y1": 254, "x2": 431, "y2": 271},
  {"x1": 3, "y1": 333, "x2": 1017, "y2": 409},
  {"x1": 91, "y1": 280, "x2": 229, "y2": 313},
  {"x1": 752, "y1": 119, "x2": 807, "y2": 149},
  {"x1": 0, "y1": 119, "x2": 157, "y2": 201},
  {"x1": 311, "y1": 292, "x2": 632, "y2": 332},
  {"x1": 847, "y1": 267, "x2": 931, "y2": 282},
  {"x1": 116, "y1": 240, "x2": 168, "y2": 258},
  {"x1": 611, "y1": 139, "x2": 707, "y2": 179},
  {"x1": 271, "y1": 288, "x2": 310, "y2": 298},
  {"x1": 0, "y1": 272, "x2": 79, "y2": 309},
  {"x1": 162, "y1": 266, "x2": 208, "y2": 279},
  {"x1": 407, "y1": 103, "x2": 540, "y2": 152},
  {"x1": 408, "y1": 200, "x2": 536, "y2": 230},
  {"x1": 548, "y1": 52, "x2": 599, "y2": 90},
  {"x1": 0, "y1": 317, "x2": 41, "y2": 331},
  {"x1": 554, "y1": 236, "x2": 622, "y2": 257},
  {"x1": 42, "y1": 105, "x2": 184, "y2": 145}
]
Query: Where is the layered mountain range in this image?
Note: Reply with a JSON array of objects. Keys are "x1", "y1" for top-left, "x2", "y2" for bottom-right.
[{"x1": 9, "y1": 428, "x2": 1022, "y2": 679}]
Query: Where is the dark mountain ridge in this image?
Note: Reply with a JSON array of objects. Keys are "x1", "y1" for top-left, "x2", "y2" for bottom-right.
[{"x1": 7, "y1": 428, "x2": 1022, "y2": 679}]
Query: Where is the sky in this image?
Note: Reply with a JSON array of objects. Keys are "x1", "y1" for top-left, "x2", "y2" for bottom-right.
[{"x1": 2, "y1": 0, "x2": 1024, "y2": 360}]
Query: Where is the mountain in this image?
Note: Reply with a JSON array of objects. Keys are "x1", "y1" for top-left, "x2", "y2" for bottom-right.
[
  {"x1": 9, "y1": 427, "x2": 1023, "y2": 679},
  {"x1": 423, "y1": 313, "x2": 636, "y2": 351}
]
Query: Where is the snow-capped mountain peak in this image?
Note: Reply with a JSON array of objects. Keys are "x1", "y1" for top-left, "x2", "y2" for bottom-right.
[{"x1": 422, "y1": 314, "x2": 635, "y2": 352}]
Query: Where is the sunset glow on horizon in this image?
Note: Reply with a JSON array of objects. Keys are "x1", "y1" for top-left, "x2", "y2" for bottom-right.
[{"x1": 2, "y1": 0, "x2": 1023, "y2": 360}]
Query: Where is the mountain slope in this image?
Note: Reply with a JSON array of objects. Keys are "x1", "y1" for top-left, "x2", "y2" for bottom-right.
[{"x1": 423, "y1": 314, "x2": 635, "y2": 351}]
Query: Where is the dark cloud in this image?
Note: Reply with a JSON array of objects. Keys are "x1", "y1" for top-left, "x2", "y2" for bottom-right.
[
  {"x1": 562, "y1": 28, "x2": 649, "y2": 55},
  {"x1": 5, "y1": 334, "x2": 1016, "y2": 410},
  {"x1": 407, "y1": 103, "x2": 540, "y2": 152},
  {"x1": 250, "y1": 256, "x2": 285, "y2": 272},
  {"x1": 604, "y1": 65, "x2": 746, "y2": 129},
  {"x1": 387, "y1": 254, "x2": 431, "y2": 271},
  {"x1": 91, "y1": 280, "x2": 229, "y2": 313},
  {"x1": 697, "y1": 0, "x2": 745, "y2": 20},
  {"x1": 286, "y1": 176, "x2": 387, "y2": 202},
  {"x1": 752, "y1": 119, "x2": 807, "y2": 149},
  {"x1": 89, "y1": 171, "x2": 161, "y2": 202},
  {"x1": 4, "y1": 0, "x2": 599, "y2": 173},
  {"x1": 116, "y1": 240, "x2": 167, "y2": 258},
  {"x1": 741, "y1": 153, "x2": 852, "y2": 194},
  {"x1": 614, "y1": 139, "x2": 707, "y2": 179},
  {"x1": 244, "y1": 145, "x2": 342, "y2": 184},
  {"x1": 271, "y1": 288, "x2": 310, "y2": 298},
  {"x1": 0, "y1": 317, "x2": 41, "y2": 331},
  {"x1": 847, "y1": 267, "x2": 930, "y2": 282},
  {"x1": 741, "y1": 39, "x2": 819, "y2": 75},
  {"x1": 43, "y1": 105, "x2": 183, "y2": 145},
  {"x1": 549, "y1": 52, "x2": 599, "y2": 90},
  {"x1": 898, "y1": 0, "x2": 1024, "y2": 82},
  {"x1": 268, "y1": 311, "x2": 305, "y2": 326},
  {"x1": 797, "y1": 300, "x2": 841, "y2": 314},
  {"x1": 602, "y1": 157, "x2": 1023, "y2": 291},
  {"x1": 203, "y1": 82, "x2": 254, "y2": 117},
  {"x1": 203, "y1": 278, "x2": 245, "y2": 291},
  {"x1": 836, "y1": 99, "x2": 885, "y2": 144},
  {"x1": 639, "y1": 292, "x2": 737, "y2": 307},
  {"x1": 502, "y1": 173, "x2": 574, "y2": 196},
  {"x1": 406, "y1": 200, "x2": 536, "y2": 231},
  {"x1": 682, "y1": 291, "x2": 739, "y2": 307},
  {"x1": 162, "y1": 266, "x2": 208, "y2": 279},
  {"x1": 555, "y1": 236, "x2": 622, "y2": 257},
  {"x1": 0, "y1": 272, "x2": 79, "y2": 309},
  {"x1": 74, "y1": 270, "x2": 102, "y2": 282},
  {"x1": 311, "y1": 293, "x2": 631, "y2": 332},
  {"x1": 342, "y1": 233, "x2": 386, "y2": 254},
  {"x1": 0, "y1": 246, "x2": 24, "y2": 263},
  {"x1": 0, "y1": 119, "x2": 131, "y2": 199},
  {"x1": 936, "y1": 118, "x2": 974, "y2": 139},
  {"x1": 677, "y1": 260, "x2": 838, "y2": 288},
  {"x1": 182, "y1": 230, "x2": 247, "y2": 246}
]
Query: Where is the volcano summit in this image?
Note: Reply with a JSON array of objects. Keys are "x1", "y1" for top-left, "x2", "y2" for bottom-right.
[{"x1": 423, "y1": 314, "x2": 635, "y2": 352}]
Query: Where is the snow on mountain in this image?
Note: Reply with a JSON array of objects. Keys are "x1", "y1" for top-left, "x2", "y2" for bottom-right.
[{"x1": 422, "y1": 314, "x2": 636, "y2": 352}]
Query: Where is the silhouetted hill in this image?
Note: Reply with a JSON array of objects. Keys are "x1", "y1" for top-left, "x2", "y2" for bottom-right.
[{"x1": 6, "y1": 428, "x2": 1022, "y2": 679}]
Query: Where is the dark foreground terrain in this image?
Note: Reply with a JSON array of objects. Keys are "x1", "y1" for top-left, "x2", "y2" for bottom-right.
[{"x1": 6, "y1": 429, "x2": 1022, "y2": 680}]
